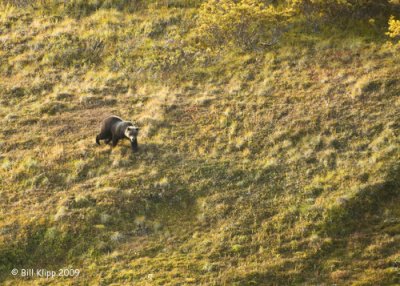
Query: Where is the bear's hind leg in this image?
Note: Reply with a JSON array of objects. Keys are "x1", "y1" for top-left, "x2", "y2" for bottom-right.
[{"x1": 96, "y1": 133, "x2": 111, "y2": 145}]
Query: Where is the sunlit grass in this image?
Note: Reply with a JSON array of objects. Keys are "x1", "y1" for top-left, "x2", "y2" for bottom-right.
[{"x1": 0, "y1": 3, "x2": 399, "y2": 285}]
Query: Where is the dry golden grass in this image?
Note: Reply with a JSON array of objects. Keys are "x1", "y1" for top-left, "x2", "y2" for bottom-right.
[{"x1": 0, "y1": 3, "x2": 399, "y2": 285}]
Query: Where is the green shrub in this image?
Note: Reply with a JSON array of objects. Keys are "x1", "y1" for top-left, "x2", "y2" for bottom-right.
[
  {"x1": 195, "y1": 0, "x2": 292, "y2": 50},
  {"x1": 290, "y1": 0, "x2": 392, "y2": 19}
]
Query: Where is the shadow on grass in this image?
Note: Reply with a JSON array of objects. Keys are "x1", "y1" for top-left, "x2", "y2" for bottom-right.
[
  {"x1": 228, "y1": 163, "x2": 400, "y2": 285},
  {"x1": 0, "y1": 141, "x2": 205, "y2": 283}
]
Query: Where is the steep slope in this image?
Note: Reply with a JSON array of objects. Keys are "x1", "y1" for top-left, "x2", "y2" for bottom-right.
[{"x1": 0, "y1": 5, "x2": 399, "y2": 285}]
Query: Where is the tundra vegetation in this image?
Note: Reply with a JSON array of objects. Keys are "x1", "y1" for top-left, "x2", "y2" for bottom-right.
[{"x1": 0, "y1": 0, "x2": 399, "y2": 285}]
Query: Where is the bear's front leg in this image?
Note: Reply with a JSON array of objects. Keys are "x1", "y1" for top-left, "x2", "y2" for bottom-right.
[
  {"x1": 131, "y1": 138, "x2": 138, "y2": 152},
  {"x1": 112, "y1": 135, "x2": 119, "y2": 147}
]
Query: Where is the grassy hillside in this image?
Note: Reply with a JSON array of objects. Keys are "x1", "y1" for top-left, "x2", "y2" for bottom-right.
[{"x1": 0, "y1": 2, "x2": 399, "y2": 285}]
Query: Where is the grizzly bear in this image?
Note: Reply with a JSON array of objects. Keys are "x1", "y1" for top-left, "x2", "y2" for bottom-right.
[{"x1": 96, "y1": 115, "x2": 139, "y2": 152}]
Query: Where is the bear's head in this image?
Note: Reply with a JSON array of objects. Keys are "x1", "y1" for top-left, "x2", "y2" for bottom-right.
[{"x1": 124, "y1": 125, "x2": 140, "y2": 141}]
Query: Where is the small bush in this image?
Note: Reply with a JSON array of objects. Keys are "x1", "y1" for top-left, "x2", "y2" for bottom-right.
[
  {"x1": 387, "y1": 15, "x2": 400, "y2": 41},
  {"x1": 38, "y1": 101, "x2": 67, "y2": 115}
]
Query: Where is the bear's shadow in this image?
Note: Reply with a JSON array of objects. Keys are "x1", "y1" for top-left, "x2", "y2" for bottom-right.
[{"x1": 111, "y1": 142, "x2": 165, "y2": 159}]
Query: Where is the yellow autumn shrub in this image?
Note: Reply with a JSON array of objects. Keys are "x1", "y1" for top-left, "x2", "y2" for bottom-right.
[{"x1": 387, "y1": 15, "x2": 400, "y2": 41}]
